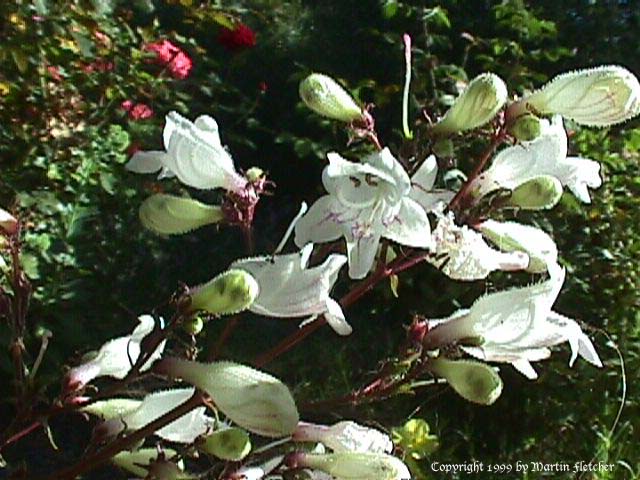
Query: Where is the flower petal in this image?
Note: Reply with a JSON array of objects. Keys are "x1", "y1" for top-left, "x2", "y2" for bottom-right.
[
  {"x1": 325, "y1": 297, "x2": 352, "y2": 336},
  {"x1": 346, "y1": 232, "x2": 381, "y2": 279},
  {"x1": 384, "y1": 198, "x2": 433, "y2": 249},
  {"x1": 294, "y1": 195, "x2": 343, "y2": 248}
]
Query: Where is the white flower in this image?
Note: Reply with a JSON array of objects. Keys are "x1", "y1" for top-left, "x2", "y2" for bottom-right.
[
  {"x1": 65, "y1": 314, "x2": 165, "y2": 390},
  {"x1": 291, "y1": 452, "x2": 411, "y2": 480},
  {"x1": 423, "y1": 266, "x2": 602, "y2": 379},
  {"x1": 294, "y1": 148, "x2": 432, "y2": 279},
  {"x1": 428, "y1": 212, "x2": 529, "y2": 281},
  {"x1": 231, "y1": 244, "x2": 351, "y2": 335},
  {"x1": 97, "y1": 388, "x2": 214, "y2": 443},
  {"x1": 157, "y1": 359, "x2": 299, "y2": 438},
  {"x1": 293, "y1": 421, "x2": 393, "y2": 454},
  {"x1": 126, "y1": 111, "x2": 247, "y2": 193},
  {"x1": 112, "y1": 448, "x2": 184, "y2": 479},
  {"x1": 509, "y1": 65, "x2": 640, "y2": 127},
  {"x1": 469, "y1": 116, "x2": 602, "y2": 203},
  {"x1": 478, "y1": 219, "x2": 558, "y2": 273}
]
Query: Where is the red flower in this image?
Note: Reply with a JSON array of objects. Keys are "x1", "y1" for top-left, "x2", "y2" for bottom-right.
[
  {"x1": 82, "y1": 59, "x2": 114, "y2": 74},
  {"x1": 121, "y1": 100, "x2": 154, "y2": 120},
  {"x1": 217, "y1": 23, "x2": 257, "y2": 51},
  {"x1": 144, "y1": 39, "x2": 193, "y2": 80},
  {"x1": 46, "y1": 65, "x2": 63, "y2": 82}
]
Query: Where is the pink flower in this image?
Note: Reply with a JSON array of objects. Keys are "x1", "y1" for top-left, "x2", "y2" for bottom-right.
[
  {"x1": 46, "y1": 65, "x2": 63, "y2": 82},
  {"x1": 217, "y1": 23, "x2": 257, "y2": 51},
  {"x1": 82, "y1": 59, "x2": 114, "y2": 74},
  {"x1": 121, "y1": 100, "x2": 154, "y2": 120},
  {"x1": 144, "y1": 39, "x2": 193, "y2": 80}
]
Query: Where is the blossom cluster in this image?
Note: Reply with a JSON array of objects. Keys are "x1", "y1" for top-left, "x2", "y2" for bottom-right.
[{"x1": 55, "y1": 51, "x2": 640, "y2": 478}]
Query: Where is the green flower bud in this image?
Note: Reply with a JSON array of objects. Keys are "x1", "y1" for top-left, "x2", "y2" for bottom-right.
[
  {"x1": 391, "y1": 418, "x2": 439, "y2": 461},
  {"x1": 199, "y1": 427, "x2": 252, "y2": 461},
  {"x1": 510, "y1": 65, "x2": 640, "y2": 127},
  {"x1": 508, "y1": 113, "x2": 543, "y2": 141},
  {"x1": 507, "y1": 175, "x2": 563, "y2": 210},
  {"x1": 139, "y1": 194, "x2": 224, "y2": 235},
  {"x1": 245, "y1": 166, "x2": 265, "y2": 183},
  {"x1": 431, "y1": 73, "x2": 508, "y2": 136},
  {"x1": 183, "y1": 316, "x2": 204, "y2": 335},
  {"x1": 292, "y1": 452, "x2": 411, "y2": 480},
  {"x1": 157, "y1": 358, "x2": 299, "y2": 438},
  {"x1": 80, "y1": 398, "x2": 142, "y2": 420},
  {"x1": 429, "y1": 358, "x2": 503, "y2": 405},
  {"x1": 189, "y1": 269, "x2": 259, "y2": 316},
  {"x1": 299, "y1": 73, "x2": 363, "y2": 123}
]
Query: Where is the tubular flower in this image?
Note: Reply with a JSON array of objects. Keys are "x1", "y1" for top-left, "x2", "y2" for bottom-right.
[
  {"x1": 294, "y1": 148, "x2": 432, "y2": 279},
  {"x1": 64, "y1": 314, "x2": 165, "y2": 391},
  {"x1": 288, "y1": 452, "x2": 411, "y2": 480},
  {"x1": 468, "y1": 116, "x2": 602, "y2": 204},
  {"x1": 126, "y1": 111, "x2": 247, "y2": 193},
  {"x1": 231, "y1": 244, "x2": 350, "y2": 335},
  {"x1": 293, "y1": 421, "x2": 393, "y2": 454},
  {"x1": 428, "y1": 212, "x2": 529, "y2": 281},
  {"x1": 96, "y1": 388, "x2": 214, "y2": 443},
  {"x1": 508, "y1": 65, "x2": 640, "y2": 127},
  {"x1": 423, "y1": 266, "x2": 602, "y2": 379}
]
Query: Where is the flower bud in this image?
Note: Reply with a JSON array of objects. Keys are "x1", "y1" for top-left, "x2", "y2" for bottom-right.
[
  {"x1": 431, "y1": 73, "x2": 508, "y2": 135},
  {"x1": 510, "y1": 65, "x2": 640, "y2": 127},
  {"x1": 429, "y1": 358, "x2": 503, "y2": 405},
  {"x1": 289, "y1": 452, "x2": 411, "y2": 480},
  {"x1": 507, "y1": 175, "x2": 563, "y2": 210},
  {"x1": 299, "y1": 73, "x2": 363, "y2": 123},
  {"x1": 188, "y1": 269, "x2": 259, "y2": 315},
  {"x1": 139, "y1": 194, "x2": 224, "y2": 235},
  {"x1": 391, "y1": 419, "x2": 439, "y2": 461},
  {"x1": 80, "y1": 398, "x2": 142, "y2": 420},
  {"x1": 157, "y1": 358, "x2": 299, "y2": 438},
  {"x1": 478, "y1": 220, "x2": 558, "y2": 274},
  {"x1": 508, "y1": 113, "x2": 543, "y2": 141},
  {"x1": 183, "y1": 316, "x2": 204, "y2": 335},
  {"x1": 199, "y1": 427, "x2": 252, "y2": 461},
  {"x1": 246, "y1": 166, "x2": 265, "y2": 183}
]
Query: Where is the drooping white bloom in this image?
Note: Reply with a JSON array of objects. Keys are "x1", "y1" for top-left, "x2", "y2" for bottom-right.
[
  {"x1": 478, "y1": 219, "x2": 558, "y2": 273},
  {"x1": 295, "y1": 148, "x2": 432, "y2": 279},
  {"x1": 423, "y1": 266, "x2": 602, "y2": 379},
  {"x1": 65, "y1": 314, "x2": 165, "y2": 391},
  {"x1": 157, "y1": 359, "x2": 299, "y2": 438},
  {"x1": 293, "y1": 421, "x2": 393, "y2": 454},
  {"x1": 231, "y1": 244, "x2": 350, "y2": 335},
  {"x1": 291, "y1": 452, "x2": 411, "y2": 480},
  {"x1": 97, "y1": 388, "x2": 214, "y2": 443},
  {"x1": 428, "y1": 212, "x2": 529, "y2": 281},
  {"x1": 509, "y1": 65, "x2": 640, "y2": 127},
  {"x1": 468, "y1": 116, "x2": 602, "y2": 203},
  {"x1": 112, "y1": 448, "x2": 185, "y2": 479},
  {"x1": 408, "y1": 155, "x2": 455, "y2": 213},
  {"x1": 126, "y1": 111, "x2": 247, "y2": 193}
]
